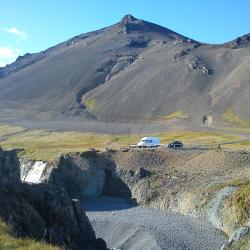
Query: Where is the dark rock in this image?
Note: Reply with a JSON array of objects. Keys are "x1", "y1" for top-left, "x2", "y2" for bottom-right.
[
  {"x1": 96, "y1": 238, "x2": 108, "y2": 250},
  {"x1": 0, "y1": 183, "x2": 97, "y2": 249},
  {"x1": 135, "y1": 167, "x2": 150, "y2": 180},
  {"x1": 172, "y1": 50, "x2": 186, "y2": 61},
  {"x1": 103, "y1": 169, "x2": 133, "y2": 199},
  {"x1": 120, "y1": 14, "x2": 138, "y2": 25},
  {"x1": 47, "y1": 154, "x2": 109, "y2": 199},
  {"x1": 127, "y1": 37, "x2": 149, "y2": 48},
  {"x1": 0, "y1": 148, "x2": 104, "y2": 250},
  {"x1": 0, "y1": 147, "x2": 20, "y2": 183}
]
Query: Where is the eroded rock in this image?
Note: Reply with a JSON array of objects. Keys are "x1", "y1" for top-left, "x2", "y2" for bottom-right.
[{"x1": 0, "y1": 148, "x2": 106, "y2": 250}]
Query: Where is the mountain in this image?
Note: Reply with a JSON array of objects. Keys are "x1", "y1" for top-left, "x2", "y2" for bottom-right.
[{"x1": 0, "y1": 14, "x2": 249, "y2": 128}]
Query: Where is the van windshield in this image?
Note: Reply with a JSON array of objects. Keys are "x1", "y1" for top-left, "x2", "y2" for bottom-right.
[{"x1": 142, "y1": 139, "x2": 153, "y2": 143}]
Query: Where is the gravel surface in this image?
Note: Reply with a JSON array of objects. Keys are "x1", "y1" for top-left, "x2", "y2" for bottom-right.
[
  {"x1": 0, "y1": 118, "x2": 174, "y2": 134},
  {"x1": 83, "y1": 197, "x2": 227, "y2": 250}
]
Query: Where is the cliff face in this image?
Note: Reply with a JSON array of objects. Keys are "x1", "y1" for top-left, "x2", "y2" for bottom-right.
[
  {"x1": 19, "y1": 148, "x2": 250, "y2": 248},
  {"x1": 0, "y1": 148, "x2": 106, "y2": 250}
]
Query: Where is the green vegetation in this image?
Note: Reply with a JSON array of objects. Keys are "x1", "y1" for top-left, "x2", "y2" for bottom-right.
[
  {"x1": 230, "y1": 235, "x2": 250, "y2": 250},
  {"x1": 223, "y1": 107, "x2": 250, "y2": 127},
  {"x1": 83, "y1": 98, "x2": 96, "y2": 110},
  {"x1": 213, "y1": 179, "x2": 250, "y2": 236},
  {"x1": 0, "y1": 220, "x2": 59, "y2": 250},
  {"x1": 0, "y1": 124, "x2": 249, "y2": 161},
  {"x1": 158, "y1": 111, "x2": 187, "y2": 121},
  {"x1": 227, "y1": 181, "x2": 250, "y2": 226}
]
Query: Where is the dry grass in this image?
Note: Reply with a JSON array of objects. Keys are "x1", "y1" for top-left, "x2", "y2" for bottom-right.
[
  {"x1": 0, "y1": 124, "x2": 249, "y2": 161},
  {"x1": 223, "y1": 107, "x2": 250, "y2": 128},
  {"x1": 157, "y1": 130, "x2": 242, "y2": 145},
  {"x1": 0, "y1": 124, "x2": 24, "y2": 137},
  {"x1": 158, "y1": 111, "x2": 187, "y2": 121},
  {"x1": 83, "y1": 98, "x2": 96, "y2": 110},
  {"x1": 0, "y1": 220, "x2": 59, "y2": 250},
  {"x1": 2, "y1": 129, "x2": 113, "y2": 161},
  {"x1": 227, "y1": 181, "x2": 250, "y2": 226}
]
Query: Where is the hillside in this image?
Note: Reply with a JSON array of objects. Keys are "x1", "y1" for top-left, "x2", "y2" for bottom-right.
[{"x1": 0, "y1": 15, "x2": 249, "y2": 130}]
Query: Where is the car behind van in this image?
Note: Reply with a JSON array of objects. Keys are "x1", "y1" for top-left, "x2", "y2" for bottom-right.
[{"x1": 167, "y1": 141, "x2": 183, "y2": 148}]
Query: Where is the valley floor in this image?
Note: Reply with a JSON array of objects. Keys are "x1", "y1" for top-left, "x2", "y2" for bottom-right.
[
  {"x1": 83, "y1": 197, "x2": 226, "y2": 250},
  {"x1": 0, "y1": 118, "x2": 189, "y2": 134},
  {"x1": 2, "y1": 117, "x2": 250, "y2": 136},
  {"x1": 0, "y1": 120, "x2": 249, "y2": 161}
]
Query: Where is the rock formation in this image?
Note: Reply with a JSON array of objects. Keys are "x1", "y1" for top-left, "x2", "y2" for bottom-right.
[{"x1": 0, "y1": 148, "x2": 107, "y2": 250}]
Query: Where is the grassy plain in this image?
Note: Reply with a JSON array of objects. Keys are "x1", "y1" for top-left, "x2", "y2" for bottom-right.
[{"x1": 0, "y1": 124, "x2": 249, "y2": 161}]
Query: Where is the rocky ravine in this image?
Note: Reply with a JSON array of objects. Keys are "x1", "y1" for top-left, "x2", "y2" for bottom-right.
[
  {"x1": 83, "y1": 196, "x2": 226, "y2": 249},
  {"x1": 0, "y1": 147, "x2": 107, "y2": 250},
  {"x1": 20, "y1": 148, "x2": 250, "y2": 249}
]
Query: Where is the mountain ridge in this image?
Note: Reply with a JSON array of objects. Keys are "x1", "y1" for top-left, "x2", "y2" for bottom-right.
[{"x1": 2, "y1": 14, "x2": 249, "y2": 79}]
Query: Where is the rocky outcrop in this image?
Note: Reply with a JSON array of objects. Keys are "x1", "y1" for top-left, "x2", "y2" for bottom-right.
[
  {"x1": 189, "y1": 56, "x2": 211, "y2": 75},
  {"x1": 225, "y1": 33, "x2": 250, "y2": 49},
  {"x1": 47, "y1": 151, "x2": 114, "y2": 199},
  {"x1": 172, "y1": 49, "x2": 186, "y2": 61},
  {"x1": 0, "y1": 182, "x2": 98, "y2": 249},
  {"x1": 0, "y1": 148, "x2": 20, "y2": 182},
  {"x1": 104, "y1": 54, "x2": 138, "y2": 82},
  {"x1": 0, "y1": 148, "x2": 107, "y2": 250},
  {"x1": 222, "y1": 224, "x2": 250, "y2": 249}
]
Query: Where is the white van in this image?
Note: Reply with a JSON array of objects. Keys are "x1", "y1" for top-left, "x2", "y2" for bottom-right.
[{"x1": 137, "y1": 137, "x2": 160, "y2": 148}]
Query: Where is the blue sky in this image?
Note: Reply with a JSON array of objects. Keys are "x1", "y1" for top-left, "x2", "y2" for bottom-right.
[{"x1": 0, "y1": 0, "x2": 249, "y2": 66}]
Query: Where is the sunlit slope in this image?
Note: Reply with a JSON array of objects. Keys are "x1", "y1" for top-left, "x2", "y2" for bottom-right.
[{"x1": 0, "y1": 15, "x2": 249, "y2": 125}]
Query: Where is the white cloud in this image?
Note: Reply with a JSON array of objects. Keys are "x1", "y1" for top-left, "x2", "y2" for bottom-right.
[
  {"x1": 0, "y1": 47, "x2": 23, "y2": 67},
  {"x1": 2, "y1": 27, "x2": 28, "y2": 40}
]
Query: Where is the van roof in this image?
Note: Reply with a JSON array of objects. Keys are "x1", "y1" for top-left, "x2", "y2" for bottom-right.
[{"x1": 141, "y1": 137, "x2": 160, "y2": 140}]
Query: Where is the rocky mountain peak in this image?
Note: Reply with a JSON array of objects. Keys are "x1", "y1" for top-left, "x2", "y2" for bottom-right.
[
  {"x1": 120, "y1": 14, "x2": 138, "y2": 24},
  {"x1": 119, "y1": 14, "x2": 146, "y2": 34}
]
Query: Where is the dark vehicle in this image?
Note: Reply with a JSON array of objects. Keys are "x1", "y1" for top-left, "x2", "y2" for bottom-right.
[{"x1": 167, "y1": 141, "x2": 183, "y2": 148}]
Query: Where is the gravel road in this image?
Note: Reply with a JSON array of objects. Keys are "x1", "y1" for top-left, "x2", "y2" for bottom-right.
[{"x1": 82, "y1": 197, "x2": 227, "y2": 250}]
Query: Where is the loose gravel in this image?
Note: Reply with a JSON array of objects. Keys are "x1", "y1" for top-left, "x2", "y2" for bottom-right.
[{"x1": 83, "y1": 197, "x2": 227, "y2": 250}]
